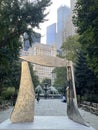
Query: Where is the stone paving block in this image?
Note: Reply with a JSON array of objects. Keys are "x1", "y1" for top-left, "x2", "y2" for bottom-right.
[{"x1": 0, "y1": 116, "x2": 95, "y2": 130}]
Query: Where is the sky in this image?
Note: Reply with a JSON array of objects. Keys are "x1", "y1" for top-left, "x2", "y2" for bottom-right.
[{"x1": 38, "y1": 0, "x2": 71, "y2": 44}]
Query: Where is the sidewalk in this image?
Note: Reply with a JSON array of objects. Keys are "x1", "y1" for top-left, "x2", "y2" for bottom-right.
[{"x1": 0, "y1": 99, "x2": 98, "y2": 130}]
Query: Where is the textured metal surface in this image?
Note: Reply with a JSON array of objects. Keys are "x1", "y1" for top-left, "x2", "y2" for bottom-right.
[
  {"x1": 20, "y1": 55, "x2": 66, "y2": 67},
  {"x1": 10, "y1": 61, "x2": 35, "y2": 123},
  {"x1": 66, "y1": 61, "x2": 89, "y2": 126}
]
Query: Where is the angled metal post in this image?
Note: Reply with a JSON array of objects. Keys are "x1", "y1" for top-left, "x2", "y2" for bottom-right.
[{"x1": 66, "y1": 61, "x2": 89, "y2": 126}]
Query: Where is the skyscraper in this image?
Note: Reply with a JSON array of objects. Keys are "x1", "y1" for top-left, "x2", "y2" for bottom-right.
[
  {"x1": 56, "y1": 5, "x2": 70, "y2": 50},
  {"x1": 63, "y1": 0, "x2": 77, "y2": 40},
  {"x1": 71, "y1": 0, "x2": 77, "y2": 11},
  {"x1": 71, "y1": 0, "x2": 77, "y2": 35},
  {"x1": 46, "y1": 23, "x2": 56, "y2": 46}
]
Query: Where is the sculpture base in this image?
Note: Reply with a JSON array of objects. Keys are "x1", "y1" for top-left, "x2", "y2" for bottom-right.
[{"x1": 0, "y1": 116, "x2": 95, "y2": 130}]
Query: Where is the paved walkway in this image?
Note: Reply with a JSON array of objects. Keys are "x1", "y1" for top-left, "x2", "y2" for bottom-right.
[{"x1": 0, "y1": 99, "x2": 98, "y2": 130}]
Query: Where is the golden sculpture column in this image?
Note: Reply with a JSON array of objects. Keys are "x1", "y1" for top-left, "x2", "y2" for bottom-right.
[{"x1": 10, "y1": 61, "x2": 35, "y2": 123}]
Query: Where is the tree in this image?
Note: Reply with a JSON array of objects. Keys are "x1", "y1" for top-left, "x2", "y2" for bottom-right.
[
  {"x1": 0, "y1": 59, "x2": 21, "y2": 93},
  {"x1": 75, "y1": 51, "x2": 98, "y2": 102},
  {"x1": 53, "y1": 67, "x2": 67, "y2": 94},
  {"x1": 41, "y1": 78, "x2": 51, "y2": 87},
  {"x1": 0, "y1": 0, "x2": 52, "y2": 95},
  {"x1": 0, "y1": 0, "x2": 52, "y2": 48},
  {"x1": 29, "y1": 63, "x2": 40, "y2": 88},
  {"x1": 0, "y1": 0, "x2": 52, "y2": 67},
  {"x1": 0, "y1": 60, "x2": 21, "y2": 100},
  {"x1": 73, "y1": 0, "x2": 98, "y2": 76},
  {"x1": 61, "y1": 35, "x2": 81, "y2": 63}
]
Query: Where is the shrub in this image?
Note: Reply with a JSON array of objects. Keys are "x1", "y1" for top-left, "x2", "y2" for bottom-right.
[{"x1": 1, "y1": 87, "x2": 15, "y2": 100}]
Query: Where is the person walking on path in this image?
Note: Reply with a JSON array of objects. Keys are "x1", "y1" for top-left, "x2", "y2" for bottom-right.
[{"x1": 36, "y1": 93, "x2": 40, "y2": 103}]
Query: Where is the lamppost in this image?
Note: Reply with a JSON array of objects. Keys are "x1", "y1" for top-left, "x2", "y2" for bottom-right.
[{"x1": 43, "y1": 83, "x2": 48, "y2": 99}]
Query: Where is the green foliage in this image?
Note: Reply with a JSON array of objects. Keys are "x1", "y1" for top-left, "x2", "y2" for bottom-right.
[
  {"x1": 75, "y1": 51, "x2": 98, "y2": 101},
  {"x1": 53, "y1": 67, "x2": 67, "y2": 94},
  {"x1": 86, "y1": 94, "x2": 98, "y2": 103},
  {"x1": 29, "y1": 63, "x2": 40, "y2": 88},
  {"x1": 0, "y1": 0, "x2": 51, "y2": 98},
  {"x1": 35, "y1": 85, "x2": 43, "y2": 94},
  {"x1": 0, "y1": 60, "x2": 21, "y2": 93},
  {"x1": 61, "y1": 35, "x2": 81, "y2": 63},
  {"x1": 1, "y1": 87, "x2": 15, "y2": 99},
  {"x1": 73, "y1": 0, "x2": 98, "y2": 76},
  {"x1": 0, "y1": 0, "x2": 52, "y2": 48},
  {"x1": 41, "y1": 78, "x2": 51, "y2": 87}
]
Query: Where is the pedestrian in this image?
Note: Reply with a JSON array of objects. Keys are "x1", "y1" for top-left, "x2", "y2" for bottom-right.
[
  {"x1": 36, "y1": 93, "x2": 40, "y2": 103},
  {"x1": 61, "y1": 95, "x2": 66, "y2": 103}
]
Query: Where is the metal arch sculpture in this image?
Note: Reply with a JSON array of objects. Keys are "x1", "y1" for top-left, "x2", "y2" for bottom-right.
[{"x1": 11, "y1": 55, "x2": 89, "y2": 126}]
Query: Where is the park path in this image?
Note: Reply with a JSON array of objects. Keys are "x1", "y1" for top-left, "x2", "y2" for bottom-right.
[{"x1": 0, "y1": 99, "x2": 98, "y2": 130}]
